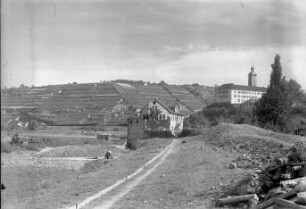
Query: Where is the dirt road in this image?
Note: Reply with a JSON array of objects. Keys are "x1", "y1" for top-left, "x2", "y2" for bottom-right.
[{"x1": 64, "y1": 139, "x2": 178, "y2": 209}]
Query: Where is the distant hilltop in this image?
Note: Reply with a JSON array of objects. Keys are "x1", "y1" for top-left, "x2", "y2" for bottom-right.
[{"x1": 1, "y1": 81, "x2": 215, "y2": 127}]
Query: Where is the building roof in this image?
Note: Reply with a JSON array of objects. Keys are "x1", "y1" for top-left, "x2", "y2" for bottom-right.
[
  {"x1": 152, "y1": 98, "x2": 185, "y2": 116},
  {"x1": 142, "y1": 98, "x2": 184, "y2": 116},
  {"x1": 218, "y1": 83, "x2": 266, "y2": 92}
]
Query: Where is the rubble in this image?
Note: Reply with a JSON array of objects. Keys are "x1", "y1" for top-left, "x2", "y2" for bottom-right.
[
  {"x1": 81, "y1": 159, "x2": 110, "y2": 173},
  {"x1": 216, "y1": 142, "x2": 306, "y2": 209}
]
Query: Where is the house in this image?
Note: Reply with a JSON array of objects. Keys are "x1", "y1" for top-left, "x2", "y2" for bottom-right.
[
  {"x1": 215, "y1": 66, "x2": 266, "y2": 104},
  {"x1": 127, "y1": 98, "x2": 185, "y2": 139},
  {"x1": 141, "y1": 98, "x2": 185, "y2": 136}
]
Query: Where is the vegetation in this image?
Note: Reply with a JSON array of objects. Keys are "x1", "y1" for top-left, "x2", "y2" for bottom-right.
[
  {"x1": 184, "y1": 102, "x2": 252, "y2": 131},
  {"x1": 253, "y1": 55, "x2": 306, "y2": 133}
]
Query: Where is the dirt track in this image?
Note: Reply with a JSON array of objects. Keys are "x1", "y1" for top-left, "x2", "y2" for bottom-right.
[{"x1": 63, "y1": 139, "x2": 178, "y2": 209}]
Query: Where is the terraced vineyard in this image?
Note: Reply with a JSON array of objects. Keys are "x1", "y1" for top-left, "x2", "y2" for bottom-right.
[
  {"x1": 183, "y1": 85, "x2": 215, "y2": 106},
  {"x1": 1, "y1": 82, "x2": 214, "y2": 126},
  {"x1": 161, "y1": 84, "x2": 204, "y2": 112}
]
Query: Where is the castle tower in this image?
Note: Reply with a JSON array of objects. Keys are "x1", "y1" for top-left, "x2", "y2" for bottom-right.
[{"x1": 248, "y1": 66, "x2": 257, "y2": 87}]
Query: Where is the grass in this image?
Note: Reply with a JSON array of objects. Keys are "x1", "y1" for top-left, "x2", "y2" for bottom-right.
[
  {"x1": 1, "y1": 141, "x2": 12, "y2": 153},
  {"x1": 114, "y1": 136, "x2": 246, "y2": 209},
  {"x1": 1, "y1": 137, "x2": 171, "y2": 209},
  {"x1": 25, "y1": 143, "x2": 42, "y2": 151},
  {"x1": 3, "y1": 123, "x2": 303, "y2": 209}
]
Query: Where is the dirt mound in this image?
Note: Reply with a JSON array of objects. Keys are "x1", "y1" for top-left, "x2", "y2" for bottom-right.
[
  {"x1": 205, "y1": 123, "x2": 306, "y2": 168},
  {"x1": 81, "y1": 159, "x2": 111, "y2": 173}
]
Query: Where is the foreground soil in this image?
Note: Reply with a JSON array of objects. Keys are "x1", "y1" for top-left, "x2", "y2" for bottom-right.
[
  {"x1": 1, "y1": 123, "x2": 305, "y2": 209},
  {"x1": 89, "y1": 124, "x2": 306, "y2": 209},
  {"x1": 108, "y1": 136, "x2": 245, "y2": 209},
  {"x1": 1, "y1": 137, "x2": 171, "y2": 209}
]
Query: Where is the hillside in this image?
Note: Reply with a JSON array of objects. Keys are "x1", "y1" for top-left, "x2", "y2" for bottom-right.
[{"x1": 1, "y1": 82, "x2": 214, "y2": 127}]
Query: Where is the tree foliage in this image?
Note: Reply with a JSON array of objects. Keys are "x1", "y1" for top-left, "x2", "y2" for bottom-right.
[{"x1": 254, "y1": 55, "x2": 305, "y2": 132}]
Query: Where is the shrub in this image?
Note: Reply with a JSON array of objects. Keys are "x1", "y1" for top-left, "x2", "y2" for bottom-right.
[
  {"x1": 126, "y1": 138, "x2": 147, "y2": 150},
  {"x1": 146, "y1": 130, "x2": 173, "y2": 138},
  {"x1": 178, "y1": 128, "x2": 203, "y2": 137},
  {"x1": 126, "y1": 139, "x2": 139, "y2": 150}
]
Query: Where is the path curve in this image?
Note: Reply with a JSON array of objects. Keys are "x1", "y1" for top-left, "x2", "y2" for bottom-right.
[{"x1": 63, "y1": 139, "x2": 178, "y2": 209}]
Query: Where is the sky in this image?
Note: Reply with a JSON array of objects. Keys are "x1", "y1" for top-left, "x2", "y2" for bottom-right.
[{"x1": 1, "y1": 0, "x2": 306, "y2": 89}]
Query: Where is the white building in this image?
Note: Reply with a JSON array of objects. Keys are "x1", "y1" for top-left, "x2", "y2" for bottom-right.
[
  {"x1": 216, "y1": 67, "x2": 266, "y2": 104},
  {"x1": 141, "y1": 98, "x2": 185, "y2": 136}
]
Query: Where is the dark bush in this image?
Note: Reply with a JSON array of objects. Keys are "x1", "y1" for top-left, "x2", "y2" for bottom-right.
[
  {"x1": 126, "y1": 138, "x2": 144, "y2": 150},
  {"x1": 178, "y1": 128, "x2": 203, "y2": 137},
  {"x1": 146, "y1": 130, "x2": 173, "y2": 138}
]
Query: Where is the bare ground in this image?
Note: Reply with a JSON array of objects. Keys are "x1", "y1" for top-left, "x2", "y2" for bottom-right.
[
  {"x1": 106, "y1": 136, "x2": 245, "y2": 209},
  {"x1": 1, "y1": 137, "x2": 171, "y2": 209},
  {"x1": 2, "y1": 123, "x2": 305, "y2": 209}
]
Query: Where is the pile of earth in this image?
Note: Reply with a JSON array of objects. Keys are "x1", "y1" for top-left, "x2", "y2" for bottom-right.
[
  {"x1": 81, "y1": 159, "x2": 111, "y2": 173},
  {"x1": 205, "y1": 123, "x2": 306, "y2": 169}
]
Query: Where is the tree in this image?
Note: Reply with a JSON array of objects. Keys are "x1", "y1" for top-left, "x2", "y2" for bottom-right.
[
  {"x1": 254, "y1": 55, "x2": 304, "y2": 131},
  {"x1": 254, "y1": 55, "x2": 287, "y2": 129}
]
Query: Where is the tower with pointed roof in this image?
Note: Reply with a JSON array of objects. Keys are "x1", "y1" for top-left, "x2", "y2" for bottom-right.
[{"x1": 248, "y1": 66, "x2": 257, "y2": 87}]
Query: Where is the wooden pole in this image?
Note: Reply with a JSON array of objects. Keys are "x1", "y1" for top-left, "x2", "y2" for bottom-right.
[
  {"x1": 275, "y1": 198, "x2": 306, "y2": 209},
  {"x1": 297, "y1": 192, "x2": 306, "y2": 205},
  {"x1": 256, "y1": 183, "x2": 306, "y2": 209},
  {"x1": 216, "y1": 194, "x2": 259, "y2": 207}
]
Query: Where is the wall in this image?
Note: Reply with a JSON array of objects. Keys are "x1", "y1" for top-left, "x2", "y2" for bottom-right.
[{"x1": 127, "y1": 118, "x2": 145, "y2": 140}]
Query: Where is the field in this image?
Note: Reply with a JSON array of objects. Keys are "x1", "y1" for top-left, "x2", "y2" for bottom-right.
[
  {"x1": 1, "y1": 123, "x2": 306, "y2": 209},
  {"x1": 1, "y1": 126, "x2": 171, "y2": 209}
]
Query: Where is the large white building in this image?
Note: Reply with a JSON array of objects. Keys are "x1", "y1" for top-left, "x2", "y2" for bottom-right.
[{"x1": 215, "y1": 67, "x2": 266, "y2": 104}]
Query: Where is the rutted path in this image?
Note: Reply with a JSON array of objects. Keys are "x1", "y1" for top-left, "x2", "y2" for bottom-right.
[{"x1": 64, "y1": 139, "x2": 179, "y2": 209}]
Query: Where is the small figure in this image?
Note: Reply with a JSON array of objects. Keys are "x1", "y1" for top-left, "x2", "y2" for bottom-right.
[{"x1": 105, "y1": 150, "x2": 113, "y2": 159}]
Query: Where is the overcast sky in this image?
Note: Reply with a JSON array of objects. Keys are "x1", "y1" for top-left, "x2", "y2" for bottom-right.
[{"x1": 1, "y1": 0, "x2": 306, "y2": 89}]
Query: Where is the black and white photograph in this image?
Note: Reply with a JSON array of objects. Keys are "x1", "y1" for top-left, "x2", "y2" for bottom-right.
[{"x1": 1, "y1": 0, "x2": 306, "y2": 208}]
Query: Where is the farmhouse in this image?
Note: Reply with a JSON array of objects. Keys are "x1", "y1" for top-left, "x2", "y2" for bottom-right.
[
  {"x1": 216, "y1": 66, "x2": 266, "y2": 104},
  {"x1": 127, "y1": 98, "x2": 185, "y2": 139}
]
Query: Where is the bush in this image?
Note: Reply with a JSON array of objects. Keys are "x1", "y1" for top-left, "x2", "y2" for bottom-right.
[
  {"x1": 184, "y1": 113, "x2": 210, "y2": 129},
  {"x1": 126, "y1": 139, "x2": 139, "y2": 150},
  {"x1": 126, "y1": 138, "x2": 147, "y2": 150},
  {"x1": 178, "y1": 128, "x2": 203, "y2": 137},
  {"x1": 1, "y1": 142, "x2": 12, "y2": 153},
  {"x1": 146, "y1": 130, "x2": 173, "y2": 138}
]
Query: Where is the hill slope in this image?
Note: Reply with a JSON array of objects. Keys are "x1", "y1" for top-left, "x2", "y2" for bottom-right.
[{"x1": 1, "y1": 82, "x2": 214, "y2": 126}]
